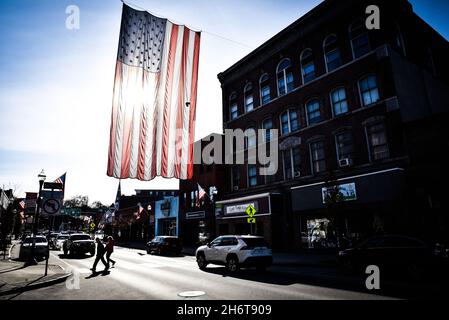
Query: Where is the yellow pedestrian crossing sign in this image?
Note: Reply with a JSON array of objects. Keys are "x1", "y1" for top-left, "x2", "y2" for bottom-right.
[
  {"x1": 90, "y1": 222, "x2": 96, "y2": 230},
  {"x1": 247, "y1": 217, "x2": 256, "y2": 224},
  {"x1": 245, "y1": 205, "x2": 256, "y2": 217}
]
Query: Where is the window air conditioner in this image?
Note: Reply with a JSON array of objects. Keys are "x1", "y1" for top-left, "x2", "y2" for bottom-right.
[{"x1": 339, "y1": 158, "x2": 352, "y2": 167}]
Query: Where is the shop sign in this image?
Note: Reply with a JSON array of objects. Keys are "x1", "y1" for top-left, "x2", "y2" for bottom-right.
[
  {"x1": 186, "y1": 211, "x2": 206, "y2": 220},
  {"x1": 322, "y1": 182, "x2": 357, "y2": 204},
  {"x1": 225, "y1": 202, "x2": 257, "y2": 215}
]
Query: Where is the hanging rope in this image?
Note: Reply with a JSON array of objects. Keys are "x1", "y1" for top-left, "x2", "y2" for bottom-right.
[{"x1": 120, "y1": 0, "x2": 254, "y2": 49}]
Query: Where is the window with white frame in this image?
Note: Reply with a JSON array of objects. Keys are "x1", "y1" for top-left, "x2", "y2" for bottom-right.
[
  {"x1": 248, "y1": 165, "x2": 257, "y2": 187},
  {"x1": 280, "y1": 109, "x2": 299, "y2": 136},
  {"x1": 229, "y1": 92, "x2": 238, "y2": 120},
  {"x1": 324, "y1": 35, "x2": 342, "y2": 72},
  {"x1": 310, "y1": 141, "x2": 326, "y2": 174},
  {"x1": 335, "y1": 131, "x2": 354, "y2": 161},
  {"x1": 350, "y1": 19, "x2": 371, "y2": 59},
  {"x1": 283, "y1": 146, "x2": 301, "y2": 180},
  {"x1": 331, "y1": 87, "x2": 348, "y2": 116},
  {"x1": 300, "y1": 49, "x2": 315, "y2": 84},
  {"x1": 306, "y1": 99, "x2": 321, "y2": 125},
  {"x1": 277, "y1": 58, "x2": 294, "y2": 96},
  {"x1": 245, "y1": 127, "x2": 257, "y2": 149},
  {"x1": 359, "y1": 75, "x2": 380, "y2": 106},
  {"x1": 244, "y1": 83, "x2": 254, "y2": 113},
  {"x1": 259, "y1": 74, "x2": 271, "y2": 105},
  {"x1": 366, "y1": 122, "x2": 389, "y2": 161},
  {"x1": 262, "y1": 118, "x2": 273, "y2": 142}
]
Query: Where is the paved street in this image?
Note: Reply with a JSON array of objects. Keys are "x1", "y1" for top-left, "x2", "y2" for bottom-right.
[{"x1": 1, "y1": 246, "x2": 400, "y2": 300}]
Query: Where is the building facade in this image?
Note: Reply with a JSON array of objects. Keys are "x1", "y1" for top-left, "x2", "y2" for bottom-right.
[
  {"x1": 217, "y1": 0, "x2": 449, "y2": 250},
  {"x1": 179, "y1": 134, "x2": 226, "y2": 246},
  {"x1": 155, "y1": 196, "x2": 179, "y2": 237}
]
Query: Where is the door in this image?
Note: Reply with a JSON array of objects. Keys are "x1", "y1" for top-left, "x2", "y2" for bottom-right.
[
  {"x1": 215, "y1": 237, "x2": 238, "y2": 261},
  {"x1": 205, "y1": 237, "x2": 222, "y2": 261}
]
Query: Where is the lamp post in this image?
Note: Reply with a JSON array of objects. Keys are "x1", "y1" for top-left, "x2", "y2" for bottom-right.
[{"x1": 26, "y1": 170, "x2": 46, "y2": 266}]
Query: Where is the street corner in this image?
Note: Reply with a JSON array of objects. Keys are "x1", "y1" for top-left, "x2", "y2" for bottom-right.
[{"x1": 0, "y1": 261, "x2": 72, "y2": 297}]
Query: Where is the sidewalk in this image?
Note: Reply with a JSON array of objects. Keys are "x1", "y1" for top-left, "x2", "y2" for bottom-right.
[{"x1": 0, "y1": 257, "x2": 71, "y2": 297}]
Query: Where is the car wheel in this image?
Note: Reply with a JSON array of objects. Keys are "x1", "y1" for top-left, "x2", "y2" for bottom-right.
[
  {"x1": 197, "y1": 254, "x2": 208, "y2": 270},
  {"x1": 226, "y1": 256, "x2": 239, "y2": 272},
  {"x1": 90, "y1": 250, "x2": 95, "y2": 257},
  {"x1": 146, "y1": 247, "x2": 151, "y2": 254}
]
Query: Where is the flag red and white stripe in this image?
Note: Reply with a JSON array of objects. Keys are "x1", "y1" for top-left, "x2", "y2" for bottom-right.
[{"x1": 107, "y1": 4, "x2": 201, "y2": 181}]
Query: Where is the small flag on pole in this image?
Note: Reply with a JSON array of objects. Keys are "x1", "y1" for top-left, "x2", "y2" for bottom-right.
[
  {"x1": 196, "y1": 183, "x2": 206, "y2": 207},
  {"x1": 107, "y1": 3, "x2": 201, "y2": 181}
]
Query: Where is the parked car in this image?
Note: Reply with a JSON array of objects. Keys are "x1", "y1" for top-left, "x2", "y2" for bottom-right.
[
  {"x1": 196, "y1": 235, "x2": 272, "y2": 272},
  {"x1": 55, "y1": 234, "x2": 70, "y2": 250},
  {"x1": 63, "y1": 233, "x2": 95, "y2": 257},
  {"x1": 337, "y1": 234, "x2": 446, "y2": 279},
  {"x1": 94, "y1": 230, "x2": 106, "y2": 242},
  {"x1": 19, "y1": 236, "x2": 49, "y2": 260},
  {"x1": 146, "y1": 236, "x2": 183, "y2": 255}
]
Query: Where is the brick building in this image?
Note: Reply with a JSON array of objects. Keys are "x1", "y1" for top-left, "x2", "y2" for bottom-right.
[
  {"x1": 179, "y1": 134, "x2": 226, "y2": 246},
  {"x1": 217, "y1": 0, "x2": 449, "y2": 250}
]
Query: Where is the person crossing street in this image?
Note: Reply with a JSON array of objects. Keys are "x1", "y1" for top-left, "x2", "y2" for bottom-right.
[
  {"x1": 91, "y1": 238, "x2": 108, "y2": 273},
  {"x1": 105, "y1": 236, "x2": 116, "y2": 268}
]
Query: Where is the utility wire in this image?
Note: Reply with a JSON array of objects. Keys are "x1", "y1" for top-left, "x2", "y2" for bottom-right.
[{"x1": 121, "y1": 0, "x2": 254, "y2": 49}]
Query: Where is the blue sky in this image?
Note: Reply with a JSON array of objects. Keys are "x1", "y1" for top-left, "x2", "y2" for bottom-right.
[{"x1": 0, "y1": 0, "x2": 448, "y2": 204}]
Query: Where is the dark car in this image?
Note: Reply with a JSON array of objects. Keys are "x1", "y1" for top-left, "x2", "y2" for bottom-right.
[
  {"x1": 146, "y1": 236, "x2": 182, "y2": 255},
  {"x1": 337, "y1": 234, "x2": 445, "y2": 279},
  {"x1": 63, "y1": 233, "x2": 95, "y2": 257}
]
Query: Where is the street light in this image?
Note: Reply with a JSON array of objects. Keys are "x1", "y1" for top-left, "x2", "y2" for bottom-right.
[{"x1": 26, "y1": 169, "x2": 46, "y2": 266}]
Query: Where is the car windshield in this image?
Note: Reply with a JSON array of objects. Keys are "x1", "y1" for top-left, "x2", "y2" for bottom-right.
[
  {"x1": 23, "y1": 237, "x2": 47, "y2": 244},
  {"x1": 241, "y1": 238, "x2": 269, "y2": 248},
  {"x1": 71, "y1": 235, "x2": 91, "y2": 241},
  {"x1": 57, "y1": 235, "x2": 69, "y2": 240}
]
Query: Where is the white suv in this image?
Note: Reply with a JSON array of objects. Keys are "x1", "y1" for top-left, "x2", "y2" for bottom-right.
[{"x1": 195, "y1": 235, "x2": 272, "y2": 272}]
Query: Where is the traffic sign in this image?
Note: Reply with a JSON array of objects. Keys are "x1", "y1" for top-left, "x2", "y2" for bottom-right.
[
  {"x1": 247, "y1": 217, "x2": 256, "y2": 224},
  {"x1": 245, "y1": 205, "x2": 256, "y2": 217},
  {"x1": 42, "y1": 198, "x2": 61, "y2": 214}
]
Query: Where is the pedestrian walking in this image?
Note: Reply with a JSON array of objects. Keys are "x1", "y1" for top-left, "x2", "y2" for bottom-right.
[
  {"x1": 105, "y1": 236, "x2": 116, "y2": 268},
  {"x1": 91, "y1": 238, "x2": 108, "y2": 273}
]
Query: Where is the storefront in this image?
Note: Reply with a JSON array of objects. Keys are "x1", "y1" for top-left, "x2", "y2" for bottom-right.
[
  {"x1": 155, "y1": 196, "x2": 179, "y2": 237},
  {"x1": 290, "y1": 168, "x2": 407, "y2": 249},
  {"x1": 215, "y1": 193, "x2": 284, "y2": 249},
  {"x1": 179, "y1": 210, "x2": 216, "y2": 246}
]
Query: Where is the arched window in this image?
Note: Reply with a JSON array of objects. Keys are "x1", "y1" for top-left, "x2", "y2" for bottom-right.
[
  {"x1": 349, "y1": 19, "x2": 371, "y2": 59},
  {"x1": 300, "y1": 49, "x2": 315, "y2": 84},
  {"x1": 330, "y1": 87, "x2": 348, "y2": 116},
  {"x1": 229, "y1": 92, "x2": 238, "y2": 120},
  {"x1": 305, "y1": 99, "x2": 321, "y2": 125},
  {"x1": 323, "y1": 34, "x2": 342, "y2": 72},
  {"x1": 280, "y1": 109, "x2": 299, "y2": 136},
  {"x1": 358, "y1": 75, "x2": 379, "y2": 106},
  {"x1": 262, "y1": 118, "x2": 273, "y2": 142},
  {"x1": 277, "y1": 58, "x2": 294, "y2": 96},
  {"x1": 244, "y1": 83, "x2": 254, "y2": 113},
  {"x1": 259, "y1": 73, "x2": 271, "y2": 105}
]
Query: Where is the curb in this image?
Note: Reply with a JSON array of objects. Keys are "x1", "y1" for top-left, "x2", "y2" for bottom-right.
[{"x1": 0, "y1": 272, "x2": 72, "y2": 296}]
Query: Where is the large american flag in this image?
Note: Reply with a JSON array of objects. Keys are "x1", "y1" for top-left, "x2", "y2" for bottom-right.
[{"x1": 107, "y1": 4, "x2": 201, "y2": 180}]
